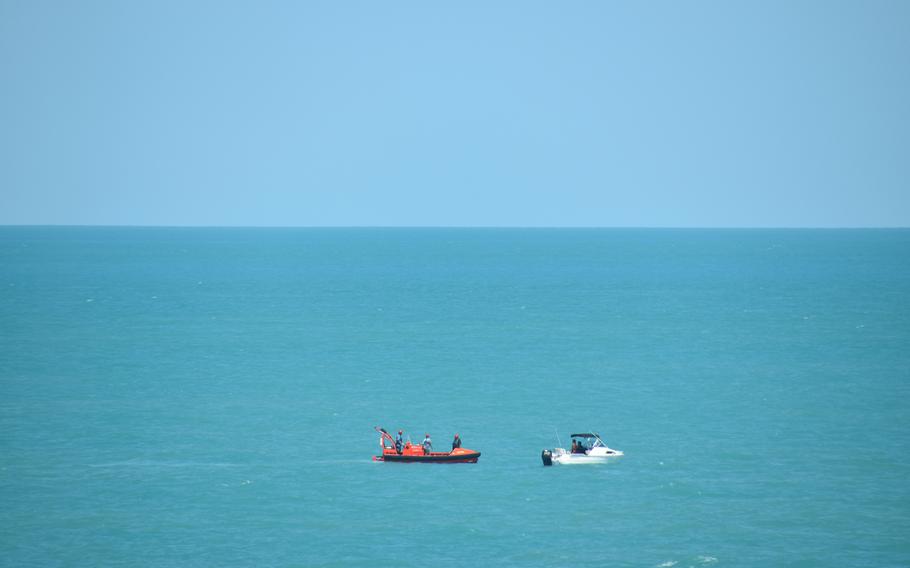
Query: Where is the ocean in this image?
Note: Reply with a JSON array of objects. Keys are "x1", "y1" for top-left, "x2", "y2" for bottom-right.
[{"x1": 1, "y1": 227, "x2": 908, "y2": 567}]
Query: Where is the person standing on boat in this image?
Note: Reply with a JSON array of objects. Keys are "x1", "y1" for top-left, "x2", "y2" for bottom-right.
[
  {"x1": 395, "y1": 430, "x2": 404, "y2": 454},
  {"x1": 452, "y1": 433, "x2": 461, "y2": 450},
  {"x1": 422, "y1": 433, "x2": 432, "y2": 454}
]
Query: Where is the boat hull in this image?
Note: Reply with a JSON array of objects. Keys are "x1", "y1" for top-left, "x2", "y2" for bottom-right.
[
  {"x1": 551, "y1": 454, "x2": 617, "y2": 465},
  {"x1": 375, "y1": 451, "x2": 481, "y2": 463}
]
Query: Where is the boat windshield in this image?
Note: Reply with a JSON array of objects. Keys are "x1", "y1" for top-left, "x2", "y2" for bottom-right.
[{"x1": 571, "y1": 434, "x2": 606, "y2": 448}]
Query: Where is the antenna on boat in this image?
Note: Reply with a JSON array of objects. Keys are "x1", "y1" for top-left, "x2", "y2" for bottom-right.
[{"x1": 555, "y1": 428, "x2": 563, "y2": 449}]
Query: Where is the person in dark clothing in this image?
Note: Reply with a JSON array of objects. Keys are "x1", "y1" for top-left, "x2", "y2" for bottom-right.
[
  {"x1": 452, "y1": 433, "x2": 461, "y2": 451},
  {"x1": 395, "y1": 430, "x2": 404, "y2": 454}
]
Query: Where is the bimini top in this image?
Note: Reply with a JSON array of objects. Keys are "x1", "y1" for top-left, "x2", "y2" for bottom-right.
[{"x1": 571, "y1": 433, "x2": 600, "y2": 438}]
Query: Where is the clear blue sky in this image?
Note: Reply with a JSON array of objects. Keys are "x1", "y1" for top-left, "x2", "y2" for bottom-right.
[{"x1": 1, "y1": 1, "x2": 908, "y2": 227}]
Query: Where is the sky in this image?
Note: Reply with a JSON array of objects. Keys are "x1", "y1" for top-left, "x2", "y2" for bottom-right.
[{"x1": 1, "y1": 0, "x2": 908, "y2": 227}]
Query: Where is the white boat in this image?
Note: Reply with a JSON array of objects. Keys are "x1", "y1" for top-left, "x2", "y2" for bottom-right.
[{"x1": 542, "y1": 432, "x2": 623, "y2": 465}]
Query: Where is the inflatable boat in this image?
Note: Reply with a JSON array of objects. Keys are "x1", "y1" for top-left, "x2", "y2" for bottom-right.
[{"x1": 373, "y1": 427, "x2": 481, "y2": 463}]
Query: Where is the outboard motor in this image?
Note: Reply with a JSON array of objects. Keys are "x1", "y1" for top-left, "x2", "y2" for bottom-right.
[{"x1": 541, "y1": 449, "x2": 553, "y2": 466}]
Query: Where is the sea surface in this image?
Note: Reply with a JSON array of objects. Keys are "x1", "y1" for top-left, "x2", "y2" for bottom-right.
[{"x1": 1, "y1": 227, "x2": 908, "y2": 567}]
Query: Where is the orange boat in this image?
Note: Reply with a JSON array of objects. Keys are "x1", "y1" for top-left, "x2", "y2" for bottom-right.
[{"x1": 373, "y1": 427, "x2": 481, "y2": 463}]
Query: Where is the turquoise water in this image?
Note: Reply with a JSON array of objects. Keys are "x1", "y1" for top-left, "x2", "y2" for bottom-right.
[{"x1": 1, "y1": 227, "x2": 908, "y2": 567}]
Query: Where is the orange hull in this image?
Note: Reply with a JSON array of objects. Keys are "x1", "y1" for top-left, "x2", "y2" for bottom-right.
[{"x1": 374, "y1": 446, "x2": 480, "y2": 463}]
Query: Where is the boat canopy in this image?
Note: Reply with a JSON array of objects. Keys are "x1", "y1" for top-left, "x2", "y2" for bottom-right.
[{"x1": 571, "y1": 433, "x2": 600, "y2": 438}]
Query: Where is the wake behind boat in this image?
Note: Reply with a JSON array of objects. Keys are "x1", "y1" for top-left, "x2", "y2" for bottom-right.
[
  {"x1": 542, "y1": 432, "x2": 623, "y2": 466},
  {"x1": 373, "y1": 427, "x2": 481, "y2": 463}
]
